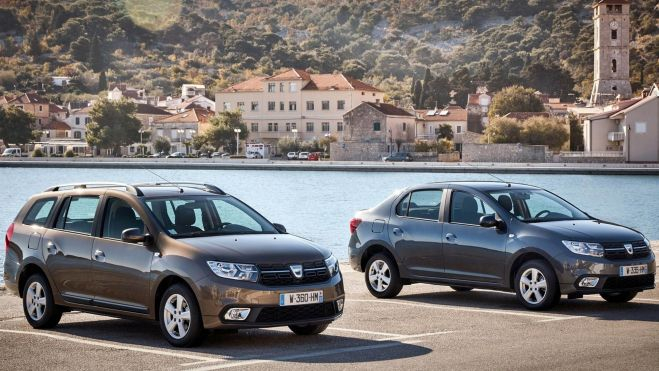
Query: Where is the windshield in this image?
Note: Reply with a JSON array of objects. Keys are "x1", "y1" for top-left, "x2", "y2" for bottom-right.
[
  {"x1": 143, "y1": 195, "x2": 277, "y2": 238},
  {"x1": 486, "y1": 189, "x2": 590, "y2": 223}
]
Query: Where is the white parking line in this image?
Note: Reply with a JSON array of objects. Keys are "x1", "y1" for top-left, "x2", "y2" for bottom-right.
[
  {"x1": 327, "y1": 326, "x2": 404, "y2": 338},
  {"x1": 350, "y1": 299, "x2": 582, "y2": 322},
  {"x1": 0, "y1": 329, "x2": 223, "y2": 362},
  {"x1": 636, "y1": 298, "x2": 659, "y2": 303},
  {"x1": 380, "y1": 330, "x2": 457, "y2": 341}
]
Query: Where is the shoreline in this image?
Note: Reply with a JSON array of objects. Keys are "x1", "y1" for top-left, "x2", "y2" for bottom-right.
[{"x1": 1, "y1": 158, "x2": 659, "y2": 175}]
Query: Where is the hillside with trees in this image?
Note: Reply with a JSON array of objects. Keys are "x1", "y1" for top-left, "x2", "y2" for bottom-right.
[{"x1": 0, "y1": 0, "x2": 656, "y2": 106}]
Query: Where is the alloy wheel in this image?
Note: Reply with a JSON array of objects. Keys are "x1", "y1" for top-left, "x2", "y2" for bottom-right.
[
  {"x1": 368, "y1": 260, "x2": 391, "y2": 292},
  {"x1": 519, "y1": 268, "x2": 547, "y2": 304},
  {"x1": 163, "y1": 294, "x2": 191, "y2": 339},
  {"x1": 25, "y1": 282, "x2": 47, "y2": 321}
]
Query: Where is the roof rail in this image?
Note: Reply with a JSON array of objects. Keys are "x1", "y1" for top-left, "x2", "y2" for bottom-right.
[
  {"x1": 135, "y1": 182, "x2": 226, "y2": 195},
  {"x1": 45, "y1": 182, "x2": 143, "y2": 196}
]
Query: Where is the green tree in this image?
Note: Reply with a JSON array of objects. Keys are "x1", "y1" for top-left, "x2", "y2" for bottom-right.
[
  {"x1": 98, "y1": 70, "x2": 107, "y2": 91},
  {"x1": 277, "y1": 137, "x2": 297, "y2": 154},
  {"x1": 567, "y1": 113, "x2": 584, "y2": 151},
  {"x1": 27, "y1": 31, "x2": 41, "y2": 57},
  {"x1": 482, "y1": 117, "x2": 522, "y2": 143},
  {"x1": 520, "y1": 117, "x2": 569, "y2": 150},
  {"x1": 420, "y1": 67, "x2": 433, "y2": 108},
  {"x1": 489, "y1": 85, "x2": 545, "y2": 119},
  {"x1": 89, "y1": 35, "x2": 105, "y2": 72},
  {"x1": 153, "y1": 137, "x2": 171, "y2": 154},
  {"x1": 413, "y1": 80, "x2": 422, "y2": 107},
  {"x1": 70, "y1": 36, "x2": 90, "y2": 62},
  {"x1": 86, "y1": 98, "x2": 142, "y2": 156},
  {"x1": 193, "y1": 110, "x2": 248, "y2": 153},
  {"x1": 450, "y1": 67, "x2": 473, "y2": 106},
  {"x1": 436, "y1": 124, "x2": 454, "y2": 140},
  {"x1": 0, "y1": 106, "x2": 36, "y2": 146}
]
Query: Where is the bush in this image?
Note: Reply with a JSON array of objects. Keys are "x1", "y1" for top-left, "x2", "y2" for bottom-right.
[
  {"x1": 520, "y1": 117, "x2": 569, "y2": 150},
  {"x1": 64, "y1": 150, "x2": 75, "y2": 157},
  {"x1": 414, "y1": 140, "x2": 436, "y2": 152},
  {"x1": 482, "y1": 117, "x2": 522, "y2": 143},
  {"x1": 437, "y1": 138, "x2": 454, "y2": 154},
  {"x1": 32, "y1": 148, "x2": 44, "y2": 157}
]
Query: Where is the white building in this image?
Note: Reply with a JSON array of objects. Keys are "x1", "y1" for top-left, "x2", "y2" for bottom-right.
[
  {"x1": 182, "y1": 84, "x2": 206, "y2": 98},
  {"x1": 51, "y1": 76, "x2": 72, "y2": 87},
  {"x1": 215, "y1": 68, "x2": 384, "y2": 145}
]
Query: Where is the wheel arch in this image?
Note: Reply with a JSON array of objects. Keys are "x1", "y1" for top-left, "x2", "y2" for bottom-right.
[
  {"x1": 360, "y1": 242, "x2": 398, "y2": 272},
  {"x1": 18, "y1": 262, "x2": 49, "y2": 299},
  {"x1": 153, "y1": 275, "x2": 197, "y2": 321},
  {"x1": 507, "y1": 248, "x2": 558, "y2": 290}
]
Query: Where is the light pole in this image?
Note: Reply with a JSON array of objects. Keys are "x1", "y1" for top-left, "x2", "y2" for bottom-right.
[
  {"x1": 138, "y1": 129, "x2": 145, "y2": 155},
  {"x1": 177, "y1": 129, "x2": 185, "y2": 153},
  {"x1": 234, "y1": 128, "x2": 241, "y2": 155},
  {"x1": 42, "y1": 130, "x2": 50, "y2": 157},
  {"x1": 292, "y1": 128, "x2": 298, "y2": 151}
]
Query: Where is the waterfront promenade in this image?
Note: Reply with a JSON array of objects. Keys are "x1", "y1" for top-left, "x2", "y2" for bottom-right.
[{"x1": 2, "y1": 158, "x2": 659, "y2": 175}]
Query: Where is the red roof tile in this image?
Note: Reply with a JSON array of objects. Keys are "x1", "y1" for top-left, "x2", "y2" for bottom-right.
[
  {"x1": 362, "y1": 102, "x2": 413, "y2": 116},
  {"x1": 43, "y1": 120, "x2": 71, "y2": 130},
  {"x1": 136, "y1": 104, "x2": 171, "y2": 116},
  {"x1": 155, "y1": 107, "x2": 214, "y2": 124},
  {"x1": 222, "y1": 76, "x2": 268, "y2": 93},
  {"x1": 49, "y1": 103, "x2": 67, "y2": 113},
  {"x1": 266, "y1": 68, "x2": 311, "y2": 81},
  {"x1": 222, "y1": 69, "x2": 381, "y2": 93},
  {"x1": 416, "y1": 106, "x2": 468, "y2": 122},
  {"x1": 7, "y1": 93, "x2": 49, "y2": 105}
]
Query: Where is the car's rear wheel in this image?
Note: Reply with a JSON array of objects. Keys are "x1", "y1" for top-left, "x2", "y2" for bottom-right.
[
  {"x1": 450, "y1": 286, "x2": 473, "y2": 292},
  {"x1": 159, "y1": 284, "x2": 205, "y2": 347},
  {"x1": 289, "y1": 322, "x2": 330, "y2": 335},
  {"x1": 22, "y1": 274, "x2": 62, "y2": 329},
  {"x1": 365, "y1": 253, "x2": 403, "y2": 298},
  {"x1": 514, "y1": 260, "x2": 560, "y2": 310},
  {"x1": 600, "y1": 291, "x2": 637, "y2": 303}
]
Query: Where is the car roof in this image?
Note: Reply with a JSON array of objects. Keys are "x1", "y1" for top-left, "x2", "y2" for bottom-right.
[
  {"x1": 41, "y1": 182, "x2": 227, "y2": 198},
  {"x1": 423, "y1": 181, "x2": 541, "y2": 191}
]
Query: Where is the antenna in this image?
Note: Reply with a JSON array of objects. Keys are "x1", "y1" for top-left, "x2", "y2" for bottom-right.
[
  {"x1": 141, "y1": 166, "x2": 184, "y2": 193},
  {"x1": 461, "y1": 161, "x2": 511, "y2": 186}
]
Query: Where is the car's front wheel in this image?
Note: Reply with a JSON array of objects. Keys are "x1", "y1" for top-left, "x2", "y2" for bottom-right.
[
  {"x1": 22, "y1": 274, "x2": 62, "y2": 329},
  {"x1": 159, "y1": 284, "x2": 205, "y2": 347},
  {"x1": 289, "y1": 322, "x2": 330, "y2": 335},
  {"x1": 600, "y1": 291, "x2": 637, "y2": 303},
  {"x1": 365, "y1": 253, "x2": 403, "y2": 298},
  {"x1": 514, "y1": 260, "x2": 560, "y2": 310}
]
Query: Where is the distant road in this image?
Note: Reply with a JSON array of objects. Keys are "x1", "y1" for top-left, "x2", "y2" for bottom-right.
[{"x1": 1, "y1": 158, "x2": 659, "y2": 175}]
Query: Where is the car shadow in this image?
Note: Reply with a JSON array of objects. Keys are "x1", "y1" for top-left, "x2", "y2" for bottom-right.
[
  {"x1": 396, "y1": 289, "x2": 659, "y2": 323},
  {"x1": 51, "y1": 318, "x2": 432, "y2": 364}
]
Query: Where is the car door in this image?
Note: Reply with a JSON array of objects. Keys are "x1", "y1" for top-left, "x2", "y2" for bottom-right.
[
  {"x1": 43, "y1": 195, "x2": 101, "y2": 304},
  {"x1": 388, "y1": 189, "x2": 445, "y2": 279},
  {"x1": 442, "y1": 189, "x2": 508, "y2": 284},
  {"x1": 91, "y1": 196, "x2": 155, "y2": 313}
]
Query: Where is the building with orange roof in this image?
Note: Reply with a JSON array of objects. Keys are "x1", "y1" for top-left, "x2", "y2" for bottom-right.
[{"x1": 151, "y1": 107, "x2": 214, "y2": 154}]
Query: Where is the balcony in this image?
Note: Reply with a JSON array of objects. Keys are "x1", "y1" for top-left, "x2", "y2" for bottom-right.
[{"x1": 608, "y1": 131, "x2": 625, "y2": 142}]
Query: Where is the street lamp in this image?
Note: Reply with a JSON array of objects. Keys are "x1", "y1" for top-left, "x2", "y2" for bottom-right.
[
  {"x1": 292, "y1": 128, "x2": 298, "y2": 151},
  {"x1": 234, "y1": 128, "x2": 241, "y2": 155},
  {"x1": 138, "y1": 129, "x2": 145, "y2": 155}
]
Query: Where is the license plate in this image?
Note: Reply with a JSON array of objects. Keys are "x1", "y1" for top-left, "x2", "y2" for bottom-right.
[
  {"x1": 279, "y1": 290, "x2": 323, "y2": 306},
  {"x1": 619, "y1": 264, "x2": 648, "y2": 277}
]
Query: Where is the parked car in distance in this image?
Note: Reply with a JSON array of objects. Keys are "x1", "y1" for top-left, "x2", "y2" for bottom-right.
[
  {"x1": 1, "y1": 148, "x2": 22, "y2": 157},
  {"x1": 349, "y1": 181, "x2": 655, "y2": 310},
  {"x1": 287, "y1": 152, "x2": 298, "y2": 160},
  {"x1": 4, "y1": 182, "x2": 344, "y2": 347},
  {"x1": 211, "y1": 152, "x2": 230, "y2": 158},
  {"x1": 308, "y1": 152, "x2": 320, "y2": 161},
  {"x1": 298, "y1": 152, "x2": 310, "y2": 160},
  {"x1": 166, "y1": 152, "x2": 185, "y2": 158},
  {"x1": 383, "y1": 152, "x2": 413, "y2": 162},
  {"x1": 149, "y1": 152, "x2": 165, "y2": 158}
]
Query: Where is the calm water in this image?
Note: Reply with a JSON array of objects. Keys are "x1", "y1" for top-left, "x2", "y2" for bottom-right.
[{"x1": 1, "y1": 167, "x2": 658, "y2": 283}]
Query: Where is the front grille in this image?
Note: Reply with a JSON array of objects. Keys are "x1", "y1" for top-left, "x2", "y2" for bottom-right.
[
  {"x1": 255, "y1": 302, "x2": 337, "y2": 323},
  {"x1": 601, "y1": 241, "x2": 650, "y2": 260},
  {"x1": 259, "y1": 260, "x2": 330, "y2": 286},
  {"x1": 603, "y1": 274, "x2": 655, "y2": 291}
]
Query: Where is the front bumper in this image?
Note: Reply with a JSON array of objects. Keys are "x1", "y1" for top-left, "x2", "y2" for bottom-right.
[
  {"x1": 194, "y1": 272, "x2": 345, "y2": 329},
  {"x1": 556, "y1": 252, "x2": 656, "y2": 295}
]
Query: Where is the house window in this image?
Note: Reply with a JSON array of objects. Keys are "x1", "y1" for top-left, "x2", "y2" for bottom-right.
[
  {"x1": 39, "y1": 105, "x2": 43, "y2": 111},
  {"x1": 337, "y1": 100, "x2": 345, "y2": 110},
  {"x1": 237, "y1": 102, "x2": 245, "y2": 110},
  {"x1": 322, "y1": 122, "x2": 330, "y2": 132},
  {"x1": 279, "y1": 83, "x2": 284, "y2": 92},
  {"x1": 456, "y1": 125, "x2": 462, "y2": 134},
  {"x1": 280, "y1": 101, "x2": 285, "y2": 111},
  {"x1": 268, "y1": 123, "x2": 273, "y2": 132},
  {"x1": 306, "y1": 122, "x2": 314, "y2": 132},
  {"x1": 290, "y1": 82, "x2": 297, "y2": 92},
  {"x1": 268, "y1": 83, "x2": 275, "y2": 92},
  {"x1": 612, "y1": 59, "x2": 617, "y2": 73},
  {"x1": 361, "y1": 92, "x2": 365, "y2": 95},
  {"x1": 306, "y1": 101, "x2": 314, "y2": 110},
  {"x1": 268, "y1": 101, "x2": 275, "y2": 111},
  {"x1": 291, "y1": 123, "x2": 296, "y2": 130},
  {"x1": 403, "y1": 122, "x2": 406, "y2": 131},
  {"x1": 251, "y1": 101, "x2": 259, "y2": 111},
  {"x1": 75, "y1": 117, "x2": 80, "y2": 126},
  {"x1": 273, "y1": 123, "x2": 278, "y2": 131},
  {"x1": 373, "y1": 122, "x2": 381, "y2": 131},
  {"x1": 251, "y1": 123, "x2": 258, "y2": 132},
  {"x1": 74, "y1": 131, "x2": 82, "y2": 139},
  {"x1": 321, "y1": 100, "x2": 330, "y2": 110},
  {"x1": 286, "y1": 123, "x2": 291, "y2": 132},
  {"x1": 611, "y1": 30, "x2": 617, "y2": 40},
  {"x1": 85, "y1": 118, "x2": 91, "y2": 124},
  {"x1": 289, "y1": 101, "x2": 296, "y2": 111},
  {"x1": 337, "y1": 122, "x2": 343, "y2": 132},
  {"x1": 38, "y1": 119, "x2": 42, "y2": 125},
  {"x1": 223, "y1": 102, "x2": 231, "y2": 110}
]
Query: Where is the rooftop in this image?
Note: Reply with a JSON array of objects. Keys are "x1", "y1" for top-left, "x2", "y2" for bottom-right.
[
  {"x1": 502, "y1": 112, "x2": 551, "y2": 120},
  {"x1": 155, "y1": 107, "x2": 214, "y2": 124},
  {"x1": 222, "y1": 68, "x2": 381, "y2": 93},
  {"x1": 417, "y1": 106, "x2": 468, "y2": 121},
  {"x1": 361, "y1": 102, "x2": 413, "y2": 116}
]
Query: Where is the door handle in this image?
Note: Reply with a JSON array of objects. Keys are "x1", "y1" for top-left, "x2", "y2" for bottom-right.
[
  {"x1": 94, "y1": 249, "x2": 106, "y2": 262},
  {"x1": 46, "y1": 241, "x2": 60, "y2": 255},
  {"x1": 445, "y1": 233, "x2": 456, "y2": 241},
  {"x1": 392, "y1": 227, "x2": 403, "y2": 236}
]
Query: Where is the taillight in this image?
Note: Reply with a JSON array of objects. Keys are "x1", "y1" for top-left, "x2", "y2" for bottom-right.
[
  {"x1": 5, "y1": 223, "x2": 15, "y2": 252},
  {"x1": 349, "y1": 218, "x2": 362, "y2": 234}
]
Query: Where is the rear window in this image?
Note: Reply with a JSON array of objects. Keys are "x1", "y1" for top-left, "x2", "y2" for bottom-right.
[
  {"x1": 55, "y1": 196, "x2": 100, "y2": 235},
  {"x1": 23, "y1": 198, "x2": 57, "y2": 227}
]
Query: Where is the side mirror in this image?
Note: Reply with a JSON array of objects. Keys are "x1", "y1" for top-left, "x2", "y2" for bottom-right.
[
  {"x1": 273, "y1": 223, "x2": 287, "y2": 234},
  {"x1": 479, "y1": 215, "x2": 502, "y2": 229},
  {"x1": 121, "y1": 228, "x2": 153, "y2": 245}
]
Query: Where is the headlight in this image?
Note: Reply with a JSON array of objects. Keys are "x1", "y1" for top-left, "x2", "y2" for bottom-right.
[
  {"x1": 207, "y1": 261, "x2": 259, "y2": 282},
  {"x1": 562, "y1": 241, "x2": 604, "y2": 257},
  {"x1": 325, "y1": 254, "x2": 340, "y2": 276}
]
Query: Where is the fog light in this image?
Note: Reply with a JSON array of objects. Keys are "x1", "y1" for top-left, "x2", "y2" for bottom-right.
[
  {"x1": 336, "y1": 298, "x2": 344, "y2": 312},
  {"x1": 578, "y1": 277, "x2": 599, "y2": 288},
  {"x1": 224, "y1": 308, "x2": 250, "y2": 321}
]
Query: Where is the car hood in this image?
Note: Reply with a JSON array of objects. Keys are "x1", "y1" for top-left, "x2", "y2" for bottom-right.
[
  {"x1": 178, "y1": 233, "x2": 330, "y2": 264},
  {"x1": 531, "y1": 219, "x2": 643, "y2": 242}
]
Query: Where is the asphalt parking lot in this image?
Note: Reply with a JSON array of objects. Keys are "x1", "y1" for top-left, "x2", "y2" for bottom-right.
[{"x1": 1, "y1": 250, "x2": 658, "y2": 370}]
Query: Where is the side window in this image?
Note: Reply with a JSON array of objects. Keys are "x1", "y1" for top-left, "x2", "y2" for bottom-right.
[
  {"x1": 212, "y1": 199, "x2": 263, "y2": 232},
  {"x1": 450, "y1": 191, "x2": 495, "y2": 226},
  {"x1": 102, "y1": 198, "x2": 145, "y2": 240},
  {"x1": 55, "y1": 196, "x2": 100, "y2": 235},
  {"x1": 23, "y1": 198, "x2": 57, "y2": 226},
  {"x1": 406, "y1": 190, "x2": 443, "y2": 221},
  {"x1": 395, "y1": 193, "x2": 411, "y2": 216}
]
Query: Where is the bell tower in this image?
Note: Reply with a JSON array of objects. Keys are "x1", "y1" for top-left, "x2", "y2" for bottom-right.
[{"x1": 589, "y1": 0, "x2": 632, "y2": 106}]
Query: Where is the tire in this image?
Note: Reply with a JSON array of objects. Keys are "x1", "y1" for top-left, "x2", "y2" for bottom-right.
[
  {"x1": 450, "y1": 286, "x2": 473, "y2": 292},
  {"x1": 22, "y1": 273, "x2": 62, "y2": 329},
  {"x1": 159, "y1": 283, "x2": 205, "y2": 347},
  {"x1": 365, "y1": 253, "x2": 403, "y2": 298},
  {"x1": 514, "y1": 260, "x2": 560, "y2": 310},
  {"x1": 600, "y1": 291, "x2": 637, "y2": 303},
  {"x1": 289, "y1": 322, "x2": 330, "y2": 335}
]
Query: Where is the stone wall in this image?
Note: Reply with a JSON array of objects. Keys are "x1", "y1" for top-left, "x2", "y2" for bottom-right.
[
  {"x1": 330, "y1": 142, "x2": 388, "y2": 161},
  {"x1": 462, "y1": 143, "x2": 549, "y2": 163}
]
